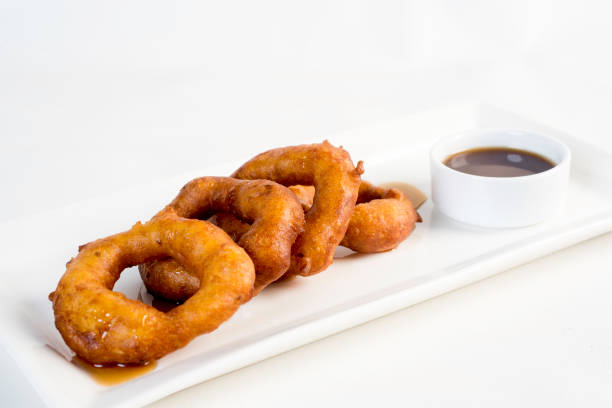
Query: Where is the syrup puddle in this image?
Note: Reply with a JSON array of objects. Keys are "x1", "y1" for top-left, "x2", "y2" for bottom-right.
[{"x1": 71, "y1": 357, "x2": 157, "y2": 386}]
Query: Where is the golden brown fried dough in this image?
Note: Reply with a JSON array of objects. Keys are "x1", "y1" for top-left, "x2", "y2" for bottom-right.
[
  {"x1": 288, "y1": 185, "x2": 314, "y2": 211},
  {"x1": 232, "y1": 141, "x2": 363, "y2": 276},
  {"x1": 217, "y1": 181, "x2": 419, "y2": 254},
  {"x1": 50, "y1": 212, "x2": 255, "y2": 365},
  {"x1": 210, "y1": 185, "x2": 313, "y2": 246},
  {"x1": 139, "y1": 177, "x2": 304, "y2": 300},
  {"x1": 341, "y1": 181, "x2": 419, "y2": 253}
]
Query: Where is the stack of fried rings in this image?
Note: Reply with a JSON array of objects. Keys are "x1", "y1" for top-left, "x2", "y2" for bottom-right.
[
  {"x1": 139, "y1": 177, "x2": 305, "y2": 300},
  {"x1": 155, "y1": 181, "x2": 422, "y2": 302},
  {"x1": 218, "y1": 181, "x2": 422, "y2": 254},
  {"x1": 51, "y1": 141, "x2": 421, "y2": 365}
]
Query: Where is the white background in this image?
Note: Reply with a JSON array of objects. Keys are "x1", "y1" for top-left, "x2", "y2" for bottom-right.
[{"x1": 2, "y1": 1, "x2": 612, "y2": 406}]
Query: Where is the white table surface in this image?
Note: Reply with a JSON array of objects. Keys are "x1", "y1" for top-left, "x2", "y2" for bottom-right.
[{"x1": 2, "y1": 2, "x2": 612, "y2": 406}]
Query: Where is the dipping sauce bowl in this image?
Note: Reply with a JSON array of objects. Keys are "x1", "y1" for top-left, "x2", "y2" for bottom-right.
[{"x1": 430, "y1": 129, "x2": 571, "y2": 228}]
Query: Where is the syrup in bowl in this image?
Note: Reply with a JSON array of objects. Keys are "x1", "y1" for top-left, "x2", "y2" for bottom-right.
[{"x1": 444, "y1": 147, "x2": 555, "y2": 177}]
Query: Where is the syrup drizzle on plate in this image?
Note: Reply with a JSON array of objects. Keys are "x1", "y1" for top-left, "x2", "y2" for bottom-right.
[
  {"x1": 72, "y1": 357, "x2": 157, "y2": 386},
  {"x1": 64, "y1": 286, "x2": 182, "y2": 386}
]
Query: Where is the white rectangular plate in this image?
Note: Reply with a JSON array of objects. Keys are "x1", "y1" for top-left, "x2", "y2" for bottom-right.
[{"x1": 2, "y1": 104, "x2": 611, "y2": 408}]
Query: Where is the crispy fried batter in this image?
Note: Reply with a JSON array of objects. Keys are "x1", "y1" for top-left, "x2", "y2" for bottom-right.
[
  {"x1": 139, "y1": 177, "x2": 304, "y2": 300},
  {"x1": 50, "y1": 142, "x2": 423, "y2": 366},
  {"x1": 232, "y1": 141, "x2": 363, "y2": 276},
  {"x1": 288, "y1": 185, "x2": 314, "y2": 211},
  {"x1": 217, "y1": 181, "x2": 419, "y2": 254},
  {"x1": 51, "y1": 212, "x2": 255, "y2": 365},
  {"x1": 341, "y1": 181, "x2": 419, "y2": 253}
]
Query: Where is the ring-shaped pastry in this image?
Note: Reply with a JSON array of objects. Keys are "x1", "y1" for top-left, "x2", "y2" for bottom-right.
[{"x1": 51, "y1": 213, "x2": 254, "y2": 365}]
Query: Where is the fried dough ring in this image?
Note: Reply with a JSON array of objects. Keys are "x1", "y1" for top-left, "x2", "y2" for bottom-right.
[
  {"x1": 50, "y1": 212, "x2": 255, "y2": 365},
  {"x1": 232, "y1": 141, "x2": 363, "y2": 276},
  {"x1": 341, "y1": 181, "x2": 419, "y2": 253},
  {"x1": 139, "y1": 177, "x2": 304, "y2": 300},
  {"x1": 217, "y1": 181, "x2": 419, "y2": 254}
]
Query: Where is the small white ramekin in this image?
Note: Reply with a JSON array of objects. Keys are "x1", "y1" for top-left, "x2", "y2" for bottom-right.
[{"x1": 430, "y1": 129, "x2": 571, "y2": 228}]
